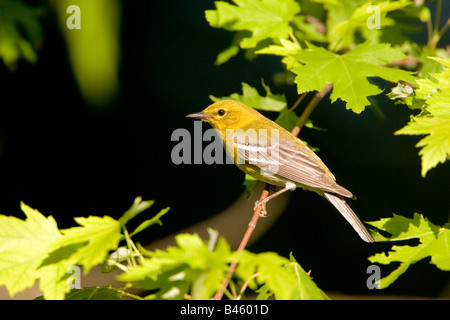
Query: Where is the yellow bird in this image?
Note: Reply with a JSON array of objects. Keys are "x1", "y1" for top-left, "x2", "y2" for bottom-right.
[{"x1": 187, "y1": 100, "x2": 374, "y2": 243}]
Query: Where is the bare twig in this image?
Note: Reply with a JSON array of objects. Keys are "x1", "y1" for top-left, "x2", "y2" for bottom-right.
[
  {"x1": 426, "y1": 18, "x2": 434, "y2": 48},
  {"x1": 305, "y1": 15, "x2": 326, "y2": 34},
  {"x1": 236, "y1": 273, "x2": 261, "y2": 300},
  {"x1": 438, "y1": 18, "x2": 450, "y2": 40},
  {"x1": 384, "y1": 57, "x2": 419, "y2": 67},
  {"x1": 289, "y1": 92, "x2": 308, "y2": 112},
  {"x1": 291, "y1": 84, "x2": 332, "y2": 137},
  {"x1": 212, "y1": 185, "x2": 270, "y2": 300},
  {"x1": 435, "y1": 0, "x2": 442, "y2": 37}
]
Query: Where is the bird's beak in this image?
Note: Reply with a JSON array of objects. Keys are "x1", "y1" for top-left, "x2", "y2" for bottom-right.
[{"x1": 186, "y1": 111, "x2": 211, "y2": 120}]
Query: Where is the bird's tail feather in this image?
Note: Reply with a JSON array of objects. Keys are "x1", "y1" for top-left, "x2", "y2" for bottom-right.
[{"x1": 323, "y1": 192, "x2": 374, "y2": 243}]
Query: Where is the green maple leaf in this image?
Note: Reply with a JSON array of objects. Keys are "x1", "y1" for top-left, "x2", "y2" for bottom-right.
[
  {"x1": 118, "y1": 232, "x2": 230, "y2": 300},
  {"x1": 37, "y1": 215, "x2": 122, "y2": 299},
  {"x1": 118, "y1": 196, "x2": 155, "y2": 226},
  {"x1": 117, "y1": 196, "x2": 169, "y2": 237},
  {"x1": 210, "y1": 81, "x2": 287, "y2": 112},
  {"x1": 330, "y1": 0, "x2": 413, "y2": 51},
  {"x1": 284, "y1": 253, "x2": 330, "y2": 300},
  {"x1": 256, "y1": 38, "x2": 302, "y2": 70},
  {"x1": 0, "y1": 0, "x2": 42, "y2": 70},
  {"x1": 292, "y1": 42, "x2": 416, "y2": 113},
  {"x1": 0, "y1": 202, "x2": 61, "y2": 297},
  {"x1": 35, "y1": 286, "x2": 126, "y2": 300},
  {"x1": 396, "y1": 115, "x2": 450, "y2": 177},
  {"x1": 415, "y1": 58, "x2": 450, "y2": 115},
  {"x1": 63, "y1": 287, "x2": 124, "y2": 300},
  {"x1": 315, "y1": 0, "x2": 372, "y2": 51},
  {"x1": 38, "y1": 259, "x2": 75, "y2": 300},
  {"x1": 51, "y1": 216, "x2": 122, "y2": 274},
  {"x1": 205, "y1": 0, "x2": 300, "y2": 49},
  {"x1": 367, "y1": 213, "x2": 450, "y2": 289},
  {"x1": 234, "y1": 251, "x2": 329, "y2": 300},
  {"x1": 292, "y1": 15, "x2": 327, "y2": 44},
  {"x1": 314, "y1": 0, "x2": 413, "y2": 51},
  {"x1": 395, "y1": 58, "x2": 450, "y2": 176},
  {"x1": 42, "y1": 216, "x2": 122, "y2": 274}
]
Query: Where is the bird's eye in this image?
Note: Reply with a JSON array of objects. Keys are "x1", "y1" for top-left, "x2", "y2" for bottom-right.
[{"x1": 217, "y1": 109, "x2": 226, "y2": 116}]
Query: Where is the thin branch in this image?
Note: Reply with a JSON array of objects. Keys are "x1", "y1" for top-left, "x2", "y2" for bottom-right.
[
  {"x1": 305, "y1": 15, "x2": 326, "y2": 34},
  {"x1": 212, "y1": 85, "x2": 333, "y2": 300},
  {"x1": 291, "y1": 84, "x2": 333, "y2": 137},
  {"x1": 289, "y1": 92, "x2": 308, "y2": 112},
  {"x1": 236, "y1": 273, "x2": 261, "y2": 300},
  {"x1": 438, "y1": 18, "x2": 450, "y2": 40},
  {"x1": 385, "y1": 56, "x2": 419, "y2": 67},
  {"x1": 426, "y1": 18, "x2": 434, "y2": 48},
  {"x1": 212, "y1": 185, "x2": 270, "y2": 300},
  {"x1": 435, "y1": 0, "x2": 442, "y2": 37}
]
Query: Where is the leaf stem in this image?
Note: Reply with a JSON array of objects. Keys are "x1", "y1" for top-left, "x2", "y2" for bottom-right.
[
  {"x1": 122, "y1": 226, "x2": 146, "y2": 267},
  {"x1": 122, "y1": 228, "x2": 135, "y2": 267},
  {"x1": 106, "y1": 259, "x2": 129, "y2": 272},
  {"x1": 288, "y1": 31, "x2": 301, "y2": 49},
  {"x1": 289, "y1": 92, "x2": 308, "y2": 112},
  {"x1": 124, "y1": 227, "x2": 145, "y2": 264}
]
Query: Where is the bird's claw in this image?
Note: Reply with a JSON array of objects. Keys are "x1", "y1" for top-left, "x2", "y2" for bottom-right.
[{"x1": 254, "y1": 200, "x2": 269, "y2": 218}]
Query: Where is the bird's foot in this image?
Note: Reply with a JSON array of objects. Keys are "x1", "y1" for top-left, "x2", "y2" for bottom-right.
[{"x1": 254, "y1": 200, "x2": 269, "y2": 218}]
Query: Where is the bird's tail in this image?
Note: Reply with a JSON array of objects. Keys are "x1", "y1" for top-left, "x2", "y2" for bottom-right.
[{"x1": 323, "y1": 192, "x2": 374, "y2": 243}]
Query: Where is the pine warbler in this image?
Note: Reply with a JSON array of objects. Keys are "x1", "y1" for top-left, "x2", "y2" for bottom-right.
[{"x1": 186, "y1": 100, "x2": 374, "y2": 243}]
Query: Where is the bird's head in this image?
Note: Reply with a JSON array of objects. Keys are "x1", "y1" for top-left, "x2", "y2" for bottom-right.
[{"x1": 186, "y1": 100, "x2": 259, "y2": 132}]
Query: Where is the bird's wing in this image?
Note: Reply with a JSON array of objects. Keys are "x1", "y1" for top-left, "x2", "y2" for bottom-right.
[{"x1": 232, "y1": 130, "x2": 353, "y2": 198}]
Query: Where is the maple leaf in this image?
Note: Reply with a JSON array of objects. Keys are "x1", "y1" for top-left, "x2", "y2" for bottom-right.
[
  {"x1": 415, "y1": 58, "x2": 450, "y2": 115},
  {"x1": 330, "y1": 0, "x2": 413, "y2": 51},
  {"x1": 367, "y1": 213, "x2": 450, "y2": 289},
  {"x1": 395, "y1": 58, "x2": 450, "y2": 176},
  {"x1": 313, "y1": 0, "x2": 414, "y2": 51},
  {"x1": 292, "y1": 42, "x2": 416, "y2": 113},
  {"x1": 36, "y1": 215, "x2": 122, "y2": 299},
  {"x1": 118, "y1": 232, "x2": 231, "y2": 300},
  {"x1": 256, "y1": 38, "x2": 302, "y2": 69},
  {"x1": 0, "y1": 0, "x2": 42, "y2": 70},
  {"x1": 0, "y1": 202, "x2": 61, "y2": 297},
  {"x1": 234, "y1": 251, "x2": 329, "y2": 299},
  {"x1": 205, "y1": 0, "x2": 300, "y2": 49},
  {"x1": 210, "y1": 81, "x2": 287, "y2": 112},
  {"x1": 49, "y1": 216, "x2": 122, "y2": 274},
  {"x1": 396, "y1": 115, "x2": 450, "y2": 177}
]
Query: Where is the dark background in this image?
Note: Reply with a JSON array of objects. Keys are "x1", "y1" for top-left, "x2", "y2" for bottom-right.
[{"x1": 0, "y1": 1, "x2": 449, "y2": 298}]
